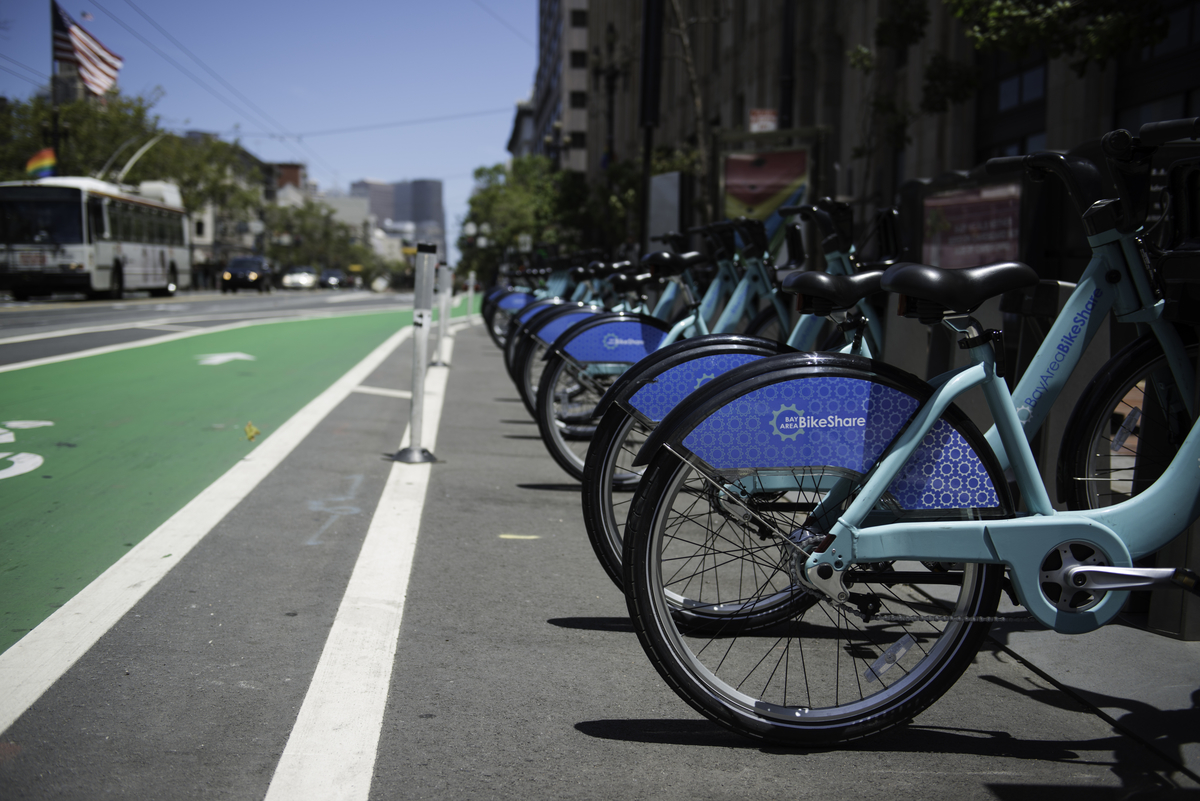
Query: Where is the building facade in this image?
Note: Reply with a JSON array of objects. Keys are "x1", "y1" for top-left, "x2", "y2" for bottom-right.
[
  {"x1": 350, "y1": 179, "x2": 396, "y2": 225},
  {"x1": 576, "y1": 0, "x2": 1200, "y2": 226},
  {"x1": 531, "y1": 0, "x2": 591, "y2": 171}
]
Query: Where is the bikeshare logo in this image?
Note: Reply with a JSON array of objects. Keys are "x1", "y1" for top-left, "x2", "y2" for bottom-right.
[
  {"x1": 602, "y1": 332, "x2": 644, "y2": 350},
  {"x1": 771, "y1": 403, "x2": 867, "y2": 441},
  {"x1": 771, "y1": 404, "x2": 805, "y2": 441}
]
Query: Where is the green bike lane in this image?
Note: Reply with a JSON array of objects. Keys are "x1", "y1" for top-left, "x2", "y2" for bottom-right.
[{"x1": 0, "y1": 308, "x2": 418, "y2": 655}]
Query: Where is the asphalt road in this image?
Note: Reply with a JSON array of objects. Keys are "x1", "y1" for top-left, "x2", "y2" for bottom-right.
[
  {"x1": 0, "y1": 308, "x2": 1196, "y2": 800},
  {"x1": 0, "y1": 287, "x2": 412, "y2": 366}
]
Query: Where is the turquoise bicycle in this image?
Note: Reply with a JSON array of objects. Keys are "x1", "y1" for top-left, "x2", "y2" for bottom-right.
[{"x1": 621, "y1": 117, "x2": 1200, "y2": 745}]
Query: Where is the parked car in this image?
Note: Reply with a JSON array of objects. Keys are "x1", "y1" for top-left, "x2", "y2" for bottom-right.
[
  {"x1": 221, "y1": 256, "x2": 273, "y2": 293},
  {"x1": 320, "y1": 268, "x2": 348, "y2": 289},
  {"x1": 281, "y1": 265, "x2": 319, "y2": 290}
]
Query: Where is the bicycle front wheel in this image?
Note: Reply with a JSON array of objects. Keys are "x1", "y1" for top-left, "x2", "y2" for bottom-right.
[
  {"x1": 1057, "y1": 335, "x2": 1196, "y2": 510},
  {"x1": 623, "y1": 448, "x2": 1002, "y2": 745}
]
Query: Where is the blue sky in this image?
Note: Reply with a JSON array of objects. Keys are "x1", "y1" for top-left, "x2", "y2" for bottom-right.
[{"x1": 0, "y1": 0, "x2": 538, "y2": 263}]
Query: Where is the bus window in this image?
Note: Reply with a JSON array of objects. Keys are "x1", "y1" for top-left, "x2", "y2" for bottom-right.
[
  {"x1": 0, "y1": 187, "x2": 84, "y2": 244},
  {"x1": 88, "y1": 197, "x2": 105, "y2": 242}
]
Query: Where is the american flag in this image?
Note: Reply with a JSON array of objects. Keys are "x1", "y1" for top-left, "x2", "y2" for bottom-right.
[{"x1": 52, "y1": 2, "x2": 123, "y2": 96}]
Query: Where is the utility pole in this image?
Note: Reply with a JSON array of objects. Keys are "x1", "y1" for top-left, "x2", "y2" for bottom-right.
[
  {"x1": 592, "y1": 22, "x2": 625, "y2": 258},
  {"x1": 638, "y1": 0, "x2": 666, "y2": 256}
]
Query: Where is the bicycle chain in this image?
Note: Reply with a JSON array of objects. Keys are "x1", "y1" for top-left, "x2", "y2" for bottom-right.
[{"x1": 834, "y1": 601, "x2": 1032, "y2": 624}]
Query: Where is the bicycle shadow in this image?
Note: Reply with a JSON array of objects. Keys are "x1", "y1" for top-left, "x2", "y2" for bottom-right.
[
  {"x1": 576, "y1": 682, "x2": 1196, "y2": 794},
  {"x1": 516, "y1": 483, "x2": 580, "y2": 492},
  {"x1": 547, "y1": 617, "x2": 634, "y2": 633},
  {"x1": 978, "y1": 674, "x2": 1200, "y2": 789}
]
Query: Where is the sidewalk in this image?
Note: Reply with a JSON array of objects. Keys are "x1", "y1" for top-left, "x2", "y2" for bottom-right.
[
  {"x1": 993, "y1": 615, "x2": 1200, "y2": 779},
  {"x1": 462, "y1": 318, "x2": 1199, "y2": 784}
]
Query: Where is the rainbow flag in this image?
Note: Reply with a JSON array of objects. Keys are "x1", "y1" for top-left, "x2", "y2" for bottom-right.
[{"x1": 25, "y1": 148, "x2": 56, "y2": 178}]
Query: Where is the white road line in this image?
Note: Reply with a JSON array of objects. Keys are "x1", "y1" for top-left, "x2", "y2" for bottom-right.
[
  {"x1": 352, "y1": 385, "x2": 412, "y2": 399},
  {"x1": 0, "y1": 304, "x2": 409, "y2": 347},
  {"x1": 0, "y1": 325, "x2": 415, "y2": 736},
  {"x1": 265, "y1": 336, "x2": 454, "y2": 801},
  {"x1": 0, "y1": 309, "x2": 409, "y2": 373},
  {"x1": 137, "y1": 324, "x2": 199, "y2": 332}
]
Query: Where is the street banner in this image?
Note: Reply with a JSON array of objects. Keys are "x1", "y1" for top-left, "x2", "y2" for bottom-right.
[
  {"x1": 723, "y1": 148, "x2": 810, "y2": 259},
  {"x1": 922, "y1": 183, "x2": 1021, "y2": 269}
]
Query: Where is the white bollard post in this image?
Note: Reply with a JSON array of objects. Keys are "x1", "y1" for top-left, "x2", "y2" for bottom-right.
[
  {"x1": 432, "y1": 261, "x2": 453, "y2": 367},
  {"x1": 467, "y1": 270, "x2": 476, "y2": 325},
  {"x1": 393, "y1": 243, "x2": 437, "y2": 463}
]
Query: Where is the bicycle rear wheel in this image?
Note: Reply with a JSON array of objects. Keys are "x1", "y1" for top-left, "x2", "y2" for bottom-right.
[
  {"x1": 536, "y1": 354, "x2": 618, "y2": 481},
  {"x1": 581, "y1": 406, "x2": 651, "y2": 589},
  {"x1": 623, "y1": 448, "x2": 1003, "y2": 744}
]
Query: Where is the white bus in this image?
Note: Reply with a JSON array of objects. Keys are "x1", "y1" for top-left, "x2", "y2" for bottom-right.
[{"x1": 0, "y1": 176, "x2": 191, "y2": 301}]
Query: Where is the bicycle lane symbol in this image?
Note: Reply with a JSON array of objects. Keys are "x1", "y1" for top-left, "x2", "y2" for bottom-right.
[
  {"x1": 306, "y1": 473, "x2": 364, "y2": 545},
  {"x1": 0, "y1": 420, "x2": 55, "y2": 480}
]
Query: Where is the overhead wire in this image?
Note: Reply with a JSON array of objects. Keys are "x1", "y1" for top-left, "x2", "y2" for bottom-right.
[
  {"x1": 0, "y1": 64, "x2": 44, "y2": 87},
  {"x1": 0, "y1": 54, "x2": 50, "y2": 82},
  {"x1": 115, "y1": 0, "x2": 340, "y2": 182},
  {"x1": 467, "y1": 0, "x2": 536, "y2": 48},
  {"x1": 87, "y1": 0, "x2": 340, "y2": 185},
  {"x1": 229, "y1": 107, "x2": 516, "y2": 140}
]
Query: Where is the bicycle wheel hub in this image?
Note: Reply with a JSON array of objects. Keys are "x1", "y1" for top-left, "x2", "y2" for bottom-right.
[{"x1": 1040, "y1": 541, "x2": 1111, "y2": 612}]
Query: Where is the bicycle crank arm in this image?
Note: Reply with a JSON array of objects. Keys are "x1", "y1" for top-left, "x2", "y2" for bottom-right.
[{"x1": 1064, "y1": 565, "x2": 1200, "y2": 595}]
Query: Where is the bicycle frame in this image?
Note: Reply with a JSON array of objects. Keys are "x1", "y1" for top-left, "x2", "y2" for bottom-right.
[
  {"x1": 981, "y1": 227, "x2": 1195, "y2": 471},
  {"x1": 710, "y1": 252, "x2": 783, "y2": 334},
  {"x1": 789, "y1": 326, "x2": 1200, "y2": 634},
  {"x1": 784, "y1": 247, "x2": 885, "y2": 354}
]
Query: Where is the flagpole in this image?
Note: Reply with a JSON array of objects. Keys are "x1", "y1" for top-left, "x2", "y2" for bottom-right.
[{"x1": 49, "y1": 1, "x2": 61, "y2": 175}]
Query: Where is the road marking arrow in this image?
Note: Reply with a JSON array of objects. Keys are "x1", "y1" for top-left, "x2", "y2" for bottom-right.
[
  {"x1": 0, "y1": 452, "x2": 44, "y2": 480},
  {"x1": 195, "y1": 352, "x2": 256, "y2": 366}
]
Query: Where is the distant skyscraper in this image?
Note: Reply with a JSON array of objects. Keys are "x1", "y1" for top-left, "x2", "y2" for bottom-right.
[
  {"x1": 351, "y1": 178, "x2": 445, "y2": 257},
  {"x1": 410, "y1": 180, "x2": 443, "y2": 227},
  {"x1": 350, "y1": 179, "x2": 394, "y2": 223},
  {"x1": 393, "y1": 182, "x2": 413, "y2": 224}
]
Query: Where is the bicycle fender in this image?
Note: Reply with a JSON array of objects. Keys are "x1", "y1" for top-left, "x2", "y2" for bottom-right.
[
  {"x1": 592, "y1": 334, "x2": 795, "y2": 423},
  {"x1": 529, "y1": 306, "x2": 612, "y2": 347},
  {"x1": 495, "y1": 290, "x2": 537, "y2": 311},
  {"x1": 545, "y1": 313, "x2": 673, "y2": 366},
  {"x1": 636, "y1": 352, "x2": 1011, "y2": 516}
]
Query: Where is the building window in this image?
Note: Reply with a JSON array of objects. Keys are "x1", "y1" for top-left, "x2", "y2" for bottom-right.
[
  {"x1": 569, "y1": 131, "x2": 587, "y2": 149},
  {"x1": 999, "y1": 64, "x2": 1044, "y2": 111},
  {"x1": 570, "y1": 9, "x2": 587, "y2": 27},
  {"x1": 570, "y1": 91, "x2": 588, "y2": 108},
  {"x1": 570, "y1": 49, "x2": 587, "y2": 69},
  {"x1": 195, "y1": 219, "x2": 205, "y2": 237}
]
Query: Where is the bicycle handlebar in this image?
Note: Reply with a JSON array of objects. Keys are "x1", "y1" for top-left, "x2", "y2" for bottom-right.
[
  {"x1": 1139, "y1": 117, "x2": 1200, "y2": 148},
  {"x1": 984, "y1": 151, "x2": 1106, "y2": 220},
  {"x1": 779, "y1": 200, "x2": 854, "y2": 254},
  {"x1": 983, "y1": 156, "x2": 1026, "y2": 175}
]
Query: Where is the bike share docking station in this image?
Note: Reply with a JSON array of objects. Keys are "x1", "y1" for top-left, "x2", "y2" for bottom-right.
[{"x1": 392, "y1": 243, "x2": 440, "y2": 464}]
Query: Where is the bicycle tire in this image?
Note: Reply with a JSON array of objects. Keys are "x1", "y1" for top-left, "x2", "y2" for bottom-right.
[
  {"x1": 1057, "y1": 334, "x2": 1197, "y2": 510},
  {"x1": 510, "y1": 333, "x2": 549, "y2": 418},
  {"x1": 535, "y1": 353, "x2": 614, "y2": 481},
  {"x1": 622, "y1": 358, "x2": 1005, "y2": 744},
  {"x1": 580, "y1": 405, "x2": 652, "y2": 589},
  {"x1": 580, "y1": 337, "x2": 795, "y2": 592}
]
